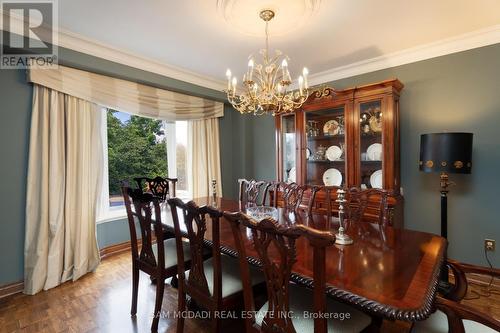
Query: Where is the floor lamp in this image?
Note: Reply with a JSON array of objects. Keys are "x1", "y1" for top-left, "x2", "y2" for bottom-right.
[{"x1": 419, "y1": 132, "x2": 473, "y2": 285}]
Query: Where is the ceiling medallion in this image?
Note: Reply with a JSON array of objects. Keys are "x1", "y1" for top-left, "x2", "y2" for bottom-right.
[
  {"x1": 216, "y1": 0, "x2": 322, "y2": 37},
  {"x1": 225, "y1": 9, "x2": 310, "y2": 116}
]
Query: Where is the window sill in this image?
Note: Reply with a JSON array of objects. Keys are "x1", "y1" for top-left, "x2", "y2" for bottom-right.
[{"x1": 97, "y1": 208, "x2": 127, "y2": 224}]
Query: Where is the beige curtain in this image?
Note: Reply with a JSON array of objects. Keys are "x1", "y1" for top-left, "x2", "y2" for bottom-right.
[
  {"x1": 27, "y1": 66, "x2": 224, "y2": 121},
  {"x1": 187, "y1": 118, "x2": 223, "y2": 198},
  {"x1": 24, "y1": 85, "x2": 103, "y2": 295}
]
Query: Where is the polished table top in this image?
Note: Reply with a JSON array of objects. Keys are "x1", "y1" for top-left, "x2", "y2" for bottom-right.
[{"x1": 160, "y1": 197, "x2": 446, "y2": 321}]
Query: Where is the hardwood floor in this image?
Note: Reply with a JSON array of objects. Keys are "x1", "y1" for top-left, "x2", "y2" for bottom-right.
[{"x1": 0, "y1": 252, "x2": 497, "y2": 333}]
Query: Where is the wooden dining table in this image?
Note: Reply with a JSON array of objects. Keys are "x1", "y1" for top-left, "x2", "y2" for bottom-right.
[{"x1": 159, "y1": 196, "x2": 446, "y2": 322}]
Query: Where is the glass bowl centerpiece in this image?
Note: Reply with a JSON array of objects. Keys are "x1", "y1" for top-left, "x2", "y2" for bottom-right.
[{"x1": 246, "y1": 206, "x2": 279, "y2": 221}]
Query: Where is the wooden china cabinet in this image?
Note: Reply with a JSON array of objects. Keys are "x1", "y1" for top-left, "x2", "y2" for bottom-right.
[{"x1": 275, "y1": 79, "x2": 404, "y2": 227}]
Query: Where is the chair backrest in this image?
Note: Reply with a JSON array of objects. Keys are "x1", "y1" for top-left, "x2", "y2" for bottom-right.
[
  {"x1": 238, "y1": 179, "x2": 271, "y2": 206},
  {"x1": 346, "y1": 188, "x2": 389, "y2": 226},
  {"x1": 435, "y1": 296, "x2": 500, "y2": 333},
  {"x1": 122, "y1": 186, "x2": 165, "y2": 275},
  {"x1": 309, "y1": 185, "x2": 343, "y2": 220},
  {"x1": 270, "y1": 182, "x2": 307, "y2": 213},
  {"x1": 135, "y1": 176, "x2": 178, "y2": 202},
  {"x1": 168, "y1": 198, "x2": 223, "y2": 302},
  {"x1": 224, "y1": 211, "x2": 335, "y2": 333}
]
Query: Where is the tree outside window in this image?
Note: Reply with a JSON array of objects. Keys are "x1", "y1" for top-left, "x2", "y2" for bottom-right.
[{"x1": 107, "y1": 110, "x2": 167, "y2": 206}]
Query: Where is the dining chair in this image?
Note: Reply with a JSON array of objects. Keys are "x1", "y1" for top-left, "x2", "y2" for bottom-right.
[
  {"x1": 269, "y1": 182, "x2": 307, "y2": 213},
  {"x1": 309, "y1": 185, "x2": 343, "y2": 220},
  {"x1": 238, "y1": 179, "x2": 271, "y2": 206},
  {"x1": 412, "y1": 296, "x2": 500, "y2": 333},
  {"x1": 223, "y1": 211, "x2": 376, "y2": 333},
  {"x1": 346, "y1": 188, "x2": 390, "y2": 226},
  {"x1": 412, "y1": 259, "x2": 500, "y2": 332},
  {"x1": 134, "y1": 176, "x2": 178, "y2": 202},
  {"x1": 122, "y1": 186, "x2": 191, "y2": 332},
  {"x1": 167, "y1": 198, "x2": 265, "y2": 333}
]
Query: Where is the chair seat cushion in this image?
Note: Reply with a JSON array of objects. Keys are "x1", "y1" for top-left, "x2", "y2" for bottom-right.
[
  {"x1": 153, "y1": 238, "x2": 191, "y2": 269},
  {"x1": 255, "y1": 283, "x2": 371, "y2": 333},
  {"x1": 412, "y1": 309, "x2": 498, "y2": 333},
  {"x1": 188, "y1": 254, "x2": 265, "y2": 298}
]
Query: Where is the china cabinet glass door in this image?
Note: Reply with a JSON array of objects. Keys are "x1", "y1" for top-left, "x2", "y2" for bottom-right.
[
  {"x1": 304, "y1": 106, "x2": 346, "y2": 186},
  {"x1": 358, "y1": 100, "x2": 383, "y2": 189},
  {"x1": 281, "y1": 115, "x2": 296, "y2": 183}
]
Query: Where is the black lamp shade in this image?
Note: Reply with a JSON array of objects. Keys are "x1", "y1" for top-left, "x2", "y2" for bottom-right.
[{"x1": 419, "y1": 133, "x2": 473, "y2": 174}]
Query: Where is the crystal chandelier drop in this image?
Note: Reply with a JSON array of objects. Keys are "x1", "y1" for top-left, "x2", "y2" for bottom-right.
[{"x1": 225, "y1": 9, "x2": 310, "y2": 116}]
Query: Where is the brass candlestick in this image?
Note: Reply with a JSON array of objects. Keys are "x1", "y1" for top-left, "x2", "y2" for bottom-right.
[{"x1": 335, "y1": 189, "x2": 353, "y2": 245}]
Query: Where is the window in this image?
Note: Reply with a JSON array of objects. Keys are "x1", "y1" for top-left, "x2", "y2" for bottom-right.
[
  {"x1": 98, "y1": 109, "x2": 189, "y2": 222},
  {"x1": 174, "y1": 121, "x2": 188, "y2": 193}
]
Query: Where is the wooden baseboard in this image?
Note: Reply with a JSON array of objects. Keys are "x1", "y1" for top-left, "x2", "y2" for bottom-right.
[
  {"x1": 466, "y1": 272, "x2": 500, "y2": 289},
  {"x1": 0, "y1": 281, "x2": 24, "y2": 299},
  {"x1": 99, "y1": 240, "x2": 134, "y2": 259},
  {"x1": 0, "y1": 241, "x2": 135, "y2": 300}
]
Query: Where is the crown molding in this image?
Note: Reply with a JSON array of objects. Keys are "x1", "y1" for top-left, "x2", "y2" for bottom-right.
[
  {"x1": 308, "y1": 24, "x2": 500, "y2": 86},
  {"x1": 57, "y1": 29, "x2": 227, "y2": 91},
  {"x1": 2, "y1": 9, "x2": 499, "y2": 91},
  {"x1": 1, "y1": 9, "x2": 227, "y2": 92}
]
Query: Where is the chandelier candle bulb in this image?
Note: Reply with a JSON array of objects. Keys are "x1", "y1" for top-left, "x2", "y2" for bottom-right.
[
  {"x1": 303, "y1": 67, "x2": 309, "y2": 88},
  {"x1": 226, "y1": 69, "x2": 232, "y2": 90},
  {"x1": 247, "y1": 58, "x2": 254, "y2": 81},
  {"x1": 281, "y1": 59, "x2": 288, "y2": 78},
  {"x1": 231, "y1": 77, "x2": 237, "y2": 95},
  {"x1": 298, "y1": 75, "x2": 304, "y2": 95},
  {"x1": 277, "y1": 83, "x2": 283, "y2": 95}
]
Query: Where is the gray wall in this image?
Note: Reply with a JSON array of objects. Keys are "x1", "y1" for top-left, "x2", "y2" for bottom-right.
[
  {"x1": 0, "y1": 69, "x2": 32, "y2": 285},
  {"x1": 0, "y1": 45, "x2": 228, "y2": 285},
  {"x1": 2, "y1": 41, "x2": 499, "y2": 286},
  {"x1": 244, "y1": 44, "x2": 500, "y2": 267}
]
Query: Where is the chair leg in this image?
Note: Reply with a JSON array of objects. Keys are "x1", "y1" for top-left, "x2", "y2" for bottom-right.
[
  {"x1": 211, "y1": 312, "x2": 220, "y2": 333},
  {"x1": 151, "y1": 279, "x2": 165, "y2": 333},
  {"x1": 361, "y1": 316, "x2": 382, "y2": 333},
  {"x1": 170, "y1": 275, "x2": 178, "y2": 288},
  {"x1": 177, "y1": 289, "x2": 186, "y2": 333},
  {"x1": 131, "y1": 266, "x2": 139, "y2": 316}
]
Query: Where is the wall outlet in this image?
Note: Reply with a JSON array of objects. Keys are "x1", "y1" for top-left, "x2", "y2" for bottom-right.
[{"x1": 485, "y1": 239, "x2": 496, "y2": 252}]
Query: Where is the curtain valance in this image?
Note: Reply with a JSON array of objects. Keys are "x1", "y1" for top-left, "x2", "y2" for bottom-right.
[{"x1": 28, "y1": 65, "x2": 223, "y2": 121}]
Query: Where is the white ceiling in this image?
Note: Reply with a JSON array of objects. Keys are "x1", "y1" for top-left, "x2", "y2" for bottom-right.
[{"x1": 56, "y1": 0, "x2": 500, "y2": 89}]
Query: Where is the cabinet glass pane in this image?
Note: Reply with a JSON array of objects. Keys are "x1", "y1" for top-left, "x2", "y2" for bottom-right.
[
  {"x1": 305, "y1": 107, "x2": 346, "y2": 186},
  {"x1": 282, "y1": 115, "x2": 296, "y2": 183},
  {"x1": 359, "y1": 100, "x2": 383, "y2": 189}
]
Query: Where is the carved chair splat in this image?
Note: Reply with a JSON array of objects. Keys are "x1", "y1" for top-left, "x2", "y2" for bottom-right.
[
  {"x1": 168, "y1": 198, "x2": 264, "y2": 333},
  {"x1": 224, "y1": 212, "x2": 377, "y2": 333},
  {"x1": 269, "y1": 182, "x2": 307, "y2": 213},
  {"x1": 134, "y1": 176, "x2": 178, "y2": 202},
  {"x1": 238, "y1": 179, "x2": 271, "y2": 206},
  {"x1": 346, "y1": 188, "x2": 390, "y2": 226},
  {"x1": 122, "y1": 186, "x2": 189, "y2": 332}
]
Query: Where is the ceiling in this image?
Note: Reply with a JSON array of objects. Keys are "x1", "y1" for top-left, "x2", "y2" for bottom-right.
[{"x1": 56, "y1": 0, "x2": 500, "y2": 90}]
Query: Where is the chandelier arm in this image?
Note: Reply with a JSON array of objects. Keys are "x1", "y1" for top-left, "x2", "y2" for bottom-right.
[
  {"x1": 245, "y1": 82, "x2": 255, "y2": 101},
  {"x1": 256, "y1": 68, "x2": 266, "y2": 91},
  {"x1": 271, "y1": 65, "x2": 281, "y2": 92}
]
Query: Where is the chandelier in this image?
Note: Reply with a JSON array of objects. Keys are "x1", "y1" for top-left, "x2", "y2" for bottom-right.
[{"x1": 225, "y1": 9, "x2": 310, "y2": 116}]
